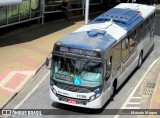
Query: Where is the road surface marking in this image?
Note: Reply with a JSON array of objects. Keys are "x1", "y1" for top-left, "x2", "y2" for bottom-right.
[
  {"x1": 14, "y1": 71, "x2": 50, "y2": 109},
  {"x1": 132, "y1": 97, "x2": 141, "y2": 99},
  {"x1": 124, "y1": 107, "x2": 140, "y2": 109},
  {"x1": 127, "y1": 102, "x2": 141, "y2": 105},
  {"x1": 114, "y1": 57, "x2": 160, "y2": 118}
]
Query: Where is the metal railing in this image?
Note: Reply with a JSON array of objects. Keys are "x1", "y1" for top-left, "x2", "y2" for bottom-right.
[
  {"x1": 0, "y1": 0, "x2": 104, "y2": 28},
  {"x1": 44, "y1": 0, "x2": 103, "y2": 14},
  {"x1": 0, "y1": 0, "x2": 43, "y2": 28}
]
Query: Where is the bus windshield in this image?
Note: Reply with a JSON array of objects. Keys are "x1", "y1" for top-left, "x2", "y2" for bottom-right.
[{"x1": 51, "y1": 55, "x2": 102, "y2": 87}]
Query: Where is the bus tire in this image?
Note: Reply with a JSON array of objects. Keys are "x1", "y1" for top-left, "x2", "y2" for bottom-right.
[{"x1": 138, "y1": 52, "x2": 143, "y2": 68}]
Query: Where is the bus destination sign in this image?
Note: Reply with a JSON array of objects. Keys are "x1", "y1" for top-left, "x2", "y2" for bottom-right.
[{"x1": 56, "y1": 46, "x2": 101, "y2": 57}]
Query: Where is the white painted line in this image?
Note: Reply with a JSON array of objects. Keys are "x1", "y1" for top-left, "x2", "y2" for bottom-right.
[
  {"x1": 149, "y1": 70, "x2": 160, "y2": 110},
  {"x1": 127, "y1": 102, "x2": 141, "y2": 105},
  {"x1": 14, "y1": 71, "x2": 50, "y2": 109},
  {"x1": 114, "y1": 57, "x2": 160, "y2": 118},
  {"x1": 123, "y1": 107, "x2": 140, "y2": 109},
  {"x1": 132, "y1": 97, "x2": 141, "y2": 99}
]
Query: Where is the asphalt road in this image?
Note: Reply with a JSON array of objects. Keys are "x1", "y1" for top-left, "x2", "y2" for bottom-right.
[{"x1": 4, "y1": 16, "x2": 160, "y2": 118}]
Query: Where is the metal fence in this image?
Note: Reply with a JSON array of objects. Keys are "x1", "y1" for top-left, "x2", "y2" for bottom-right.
[
  {"x1": 0, "y1": 0, "x2": 105, "y2": 29},
  {"x1": 45, "y1": 0, "x2": 103, "y2": 14},
  {"x1": 0, "y1": 0, "x2": 43, "y2": 28}
]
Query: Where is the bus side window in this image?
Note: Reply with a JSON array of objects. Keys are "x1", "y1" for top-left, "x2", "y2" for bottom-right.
[
  {"x1": 106, "y1": 56, "x2": 112, "y2": 78},
  {"x1": 129, "y1": 32, "x2": 136, "y2": 53},
  {"x1": 137, "y1": 26, "x2": 142, "y2": 42},
  {"x1": 106, "y1": 48, "x2": 113, "y2": 78},
  {"x1": 122, "y1": 38, "x2": 129, "y2": 61},
  {"x1": 113, "y1": 42, "x2": 121, "y2": 69}
]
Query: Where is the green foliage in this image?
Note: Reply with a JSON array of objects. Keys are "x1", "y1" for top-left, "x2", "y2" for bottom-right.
[{"x1": 20, "y1": 0, "x2": 30, "y2": 14}]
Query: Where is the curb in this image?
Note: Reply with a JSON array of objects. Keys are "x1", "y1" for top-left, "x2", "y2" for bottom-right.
[{"x1": 0, "y1": 93, "x2": 18, "y2": 109}]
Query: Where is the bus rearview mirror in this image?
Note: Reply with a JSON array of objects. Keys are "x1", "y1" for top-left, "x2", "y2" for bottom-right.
[
  {"x1": 46, "y1": 58, "x2": 49, "y2": 67},
  {"x1": 46, "y1": 57, "x2": 52, "y2": 69},
  {"x1": 46, "y1": 52, "x2": 52, "y2": 69}
]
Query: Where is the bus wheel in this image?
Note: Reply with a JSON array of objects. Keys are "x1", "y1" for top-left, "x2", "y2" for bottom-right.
[{"x1": 138, "y1": 52, "x2": 143, "y2": 68}]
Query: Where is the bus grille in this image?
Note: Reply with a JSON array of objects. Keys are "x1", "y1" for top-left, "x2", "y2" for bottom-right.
[
  {"x1": 56, "y1": 83, "x2": 91, "y2": 93},
  {"x1": 57, "y1": 94, "x2": 88, "y2": 105}
]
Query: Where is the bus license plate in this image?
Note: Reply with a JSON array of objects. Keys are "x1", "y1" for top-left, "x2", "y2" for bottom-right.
[{"x1": 67, "y1": 99, "x2": 77, "y2": 104}]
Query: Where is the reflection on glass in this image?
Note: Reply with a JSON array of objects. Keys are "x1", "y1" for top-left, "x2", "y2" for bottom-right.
[
  {"x1": 8, "y1": 5, "x2": 19, "y2": 23},
  {"x1": 45, "y1": 0, "x2": 102, "y2": 12},
  {"x1": 31, "y1": 0, "x2": 41, "y2": 17},
  {"x1": 45, "y1": 0, "x2": 62, "y2": 5},
  {"x1": 113, "y1": 43, "x2": 121, "y2": 68},
  {"x1": 45, "y1": 0, "x2": 82, "y2": 11},
  {"x1": 0, "y1": 6, "x2": 7, "y2": 25},
  {"x1": 20, "y1": 0, "x2": 30, "y2": 15},
  {"x1": 0, "y1": 0, "x2": 41, "y2": 27},
  {"x1": 19, "y1": 0, "x2": 30, "y2": 20},
  {"x1": 31, "y1": 0, "x2": 40, "y2": 11},
  {"x1": 90, "y1": 0, "x2": 101, "y2": 4},
  {"x1": 52, "y1": 56, "x2": 102, "y2": 87}
]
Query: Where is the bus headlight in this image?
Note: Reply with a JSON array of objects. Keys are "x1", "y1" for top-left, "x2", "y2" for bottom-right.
[
  {"x1": 89, "y1": 95, "x2": 95, "y2": 102},
  {"x1": 50, "y1": 80, "x2": 57, "y2": 95},
  {"x1": 52, "y1": 88, "x2": 57, "y2": 95},
  {"x1": 89, "y1": 87, "x2": 103, "y2": 102},
  {"x1": 50, "y1": 86, "x2": 57, "y2": 96},
  {"x1": 95, "y1": 93, "x2": 101, "y2": 98}
]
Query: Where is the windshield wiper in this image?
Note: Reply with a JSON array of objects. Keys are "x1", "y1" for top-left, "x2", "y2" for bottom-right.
[
  {"x1": 78, "y1": 60, "x2": 90, "y2": 75},
  {"x1": 71, "y1": 59, "x2": 90, "y2": 75}
]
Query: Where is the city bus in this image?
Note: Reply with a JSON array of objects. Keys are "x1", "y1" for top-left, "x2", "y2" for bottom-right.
[{"x1": 46, "y1": 3, "x2": 156, "y2": 109}]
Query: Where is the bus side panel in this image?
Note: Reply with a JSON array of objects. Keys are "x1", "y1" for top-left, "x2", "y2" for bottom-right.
[
  {"x1": 116, "y1": 52, "x2": 139, "y2": 89},
  {"x1": 141, "y1": 33, "x2": 154, "y2": 58},
  {"x1": 140, "y1": 13, "x2": 155, "y2": 58}
]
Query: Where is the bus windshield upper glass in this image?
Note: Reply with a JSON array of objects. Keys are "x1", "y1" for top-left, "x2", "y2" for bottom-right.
[{"x1": 51, "y1": 55, "x2": 102, "y2": 87}]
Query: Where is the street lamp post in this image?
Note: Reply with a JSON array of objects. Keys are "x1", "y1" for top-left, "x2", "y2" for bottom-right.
[{"x1": 85, "y1": 0, "x2": 89, "y2": 25}]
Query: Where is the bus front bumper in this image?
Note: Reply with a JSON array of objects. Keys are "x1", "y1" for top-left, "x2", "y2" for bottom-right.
[{"x1": 49, "y1": 88, "x2": 103, "y2": 109}]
